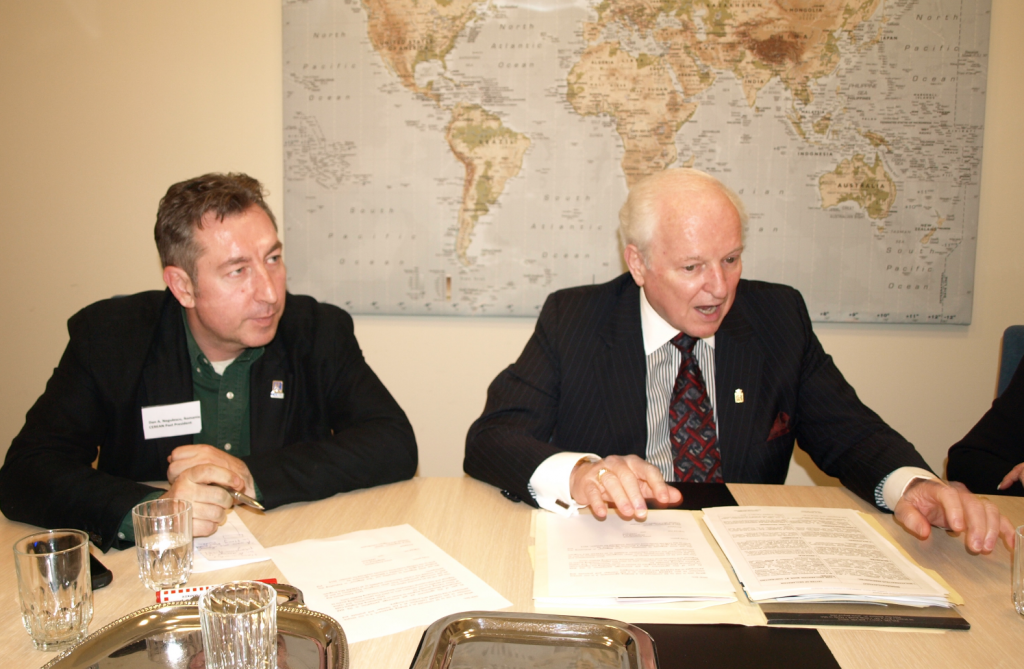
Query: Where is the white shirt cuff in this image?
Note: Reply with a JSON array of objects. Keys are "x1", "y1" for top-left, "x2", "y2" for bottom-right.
[
  {"x1": 882, "y1": 466, "x2": 938, "y2": 511},
  {"x1": 529, "y1": 452, "x2": 600, "y2": 517}
]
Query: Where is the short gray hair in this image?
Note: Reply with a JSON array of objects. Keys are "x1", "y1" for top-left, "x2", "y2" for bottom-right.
[{"x1": 618, "y1": 168, "x2": 748, "y2": 259}]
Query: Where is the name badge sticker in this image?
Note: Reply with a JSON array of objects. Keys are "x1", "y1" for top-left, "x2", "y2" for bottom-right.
[{"x1": 141, "y1": 401, "x2": 202, "y2": 440}]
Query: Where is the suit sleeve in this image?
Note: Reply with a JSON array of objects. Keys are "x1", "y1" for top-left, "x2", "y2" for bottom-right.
[
  {"x1": 464, "y1": 293, "x2": 568, "y2": 506},
  {"x1": 0, "y1": 317, "x2": 162, "y2": 551},
  {"x1": 947, "y1": 358, "x2": 1024, "y2": 495},
  {"x1": 242, "y1": 309, "x2": 417, "y2": 508},
  {"x1": 781, "y1": 290, "x2": 934, "y2": 505}
]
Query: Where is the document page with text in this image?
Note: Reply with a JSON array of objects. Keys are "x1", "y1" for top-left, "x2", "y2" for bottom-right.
[
  {"x1": 192, "y1": 510, "x2": 271, "y2": 572},
  {"x1": 268, "y1": 524, "x2": 511, "y2": 643},
  {"x1": 536, "y1": 510, "x2": 736, "y2": 606},
  {"x1": 701, "y1": 506, "x2": 950, "y2": 606}
]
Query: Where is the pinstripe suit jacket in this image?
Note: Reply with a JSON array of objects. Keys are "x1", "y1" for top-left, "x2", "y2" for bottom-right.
[{"x1": 464, "y1": 273, "x2": 932, "y2": 508}]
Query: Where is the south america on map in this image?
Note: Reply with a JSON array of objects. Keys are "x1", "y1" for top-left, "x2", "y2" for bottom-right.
[{"x1": 283, "y1": 0, "x2": 989, "y2": 322}]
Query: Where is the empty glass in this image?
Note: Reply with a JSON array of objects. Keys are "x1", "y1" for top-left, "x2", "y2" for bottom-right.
[
  {"x1": 199, "y1": 580, "x2": 278, "y2": 669},
  {"x1": 1013, "y1": 524, "x2": 1024, "y2": 616},
  {"x1": 14, "y1": 529, "x2": 93, "y2": 651}
]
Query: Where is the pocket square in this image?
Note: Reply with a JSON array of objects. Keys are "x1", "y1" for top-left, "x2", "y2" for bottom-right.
[{"x1": 767, "y1": 412, "x2": 790, "y2": 441}]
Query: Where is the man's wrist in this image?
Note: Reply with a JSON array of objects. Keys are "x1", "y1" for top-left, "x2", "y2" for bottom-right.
[
  {"x1": 883, "y1": 467, "x2": 939, "y2": 510},
  {"x1": 529, "y1": 451, "x2": 599, "y2": 516}
]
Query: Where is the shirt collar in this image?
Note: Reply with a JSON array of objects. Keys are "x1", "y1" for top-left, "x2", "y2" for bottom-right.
[
  {"x1": 181, "y1": 308, "x2": 259, "y2": 373},
  {"x1": 639, "y1": 287, "x2": 715, "y2": 356}
]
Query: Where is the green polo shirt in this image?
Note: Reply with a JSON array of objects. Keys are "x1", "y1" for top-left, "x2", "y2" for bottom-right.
[
  {"x1": 183, "y1": 311, "x2": 263, "y2": 458},
  {"x1": 116, "y1": 311, "x2": 264, "y2": 543}
]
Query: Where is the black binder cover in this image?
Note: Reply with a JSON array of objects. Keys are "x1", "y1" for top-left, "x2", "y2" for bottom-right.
[
  {"x1": 667, "y1": 482, "x2": 737, "y2": 509},
  {"x1": 760, "y1": 602, "x2": 970, "y2": 630},
  {"x1": 638, "y1": 623, "x2": 840, "y2": 669}
]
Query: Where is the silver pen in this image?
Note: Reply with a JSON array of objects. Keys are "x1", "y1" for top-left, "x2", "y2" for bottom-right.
[{"x1": 215, "y1": 484, "x2": 265, "y2": 511}]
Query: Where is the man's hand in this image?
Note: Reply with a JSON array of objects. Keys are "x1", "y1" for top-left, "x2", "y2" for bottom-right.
[
  {"x1": 167, "y1": 444, "x2": 255, "y2": 498},
  {"x1": 894, "y1": 479, "x2": 1014, "y2": 554},
  {"x1": 160, "y1": 464, "x2": 242, "y2": 537},
  {"x1": 998, "y1": 463, "x2": 1024, "y2": 491},
  {"x1": 570, "y1": 454, "x2": 682, "y2": 520}
]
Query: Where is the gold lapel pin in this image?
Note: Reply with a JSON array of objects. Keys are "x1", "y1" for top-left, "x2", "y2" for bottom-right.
[{"x1": 734, "y1": 389, "x2": 744, "y2": 404}]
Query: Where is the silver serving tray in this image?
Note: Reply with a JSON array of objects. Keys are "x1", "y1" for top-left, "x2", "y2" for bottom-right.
[
  {"x1": 42, "y1": 585, "x2": 347, "y2": 669},
  {"x1": 410, "y1": 611, "x2": 658, "y2": 669}
]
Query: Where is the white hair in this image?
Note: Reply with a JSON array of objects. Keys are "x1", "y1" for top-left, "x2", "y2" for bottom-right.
[{"x1": 618, "y1": 168, "x2": 748, "y2": 260}]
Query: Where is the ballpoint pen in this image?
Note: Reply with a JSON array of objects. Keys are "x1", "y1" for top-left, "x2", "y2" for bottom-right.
[{"x1": 214, "y1": 484, "x2": 265, "y2": 511}]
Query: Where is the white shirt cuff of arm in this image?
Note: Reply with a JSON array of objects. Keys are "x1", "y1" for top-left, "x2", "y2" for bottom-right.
[
  {"x1": 882, "y1": 466, "x2": 938, "y2": 511},
  {"x1": 529, "y1": 452, "x2": 600, "y2": 517}
]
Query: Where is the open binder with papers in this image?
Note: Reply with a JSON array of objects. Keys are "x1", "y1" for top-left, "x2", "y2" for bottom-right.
[{"x1": 534, "y1": 506, "x2": 967, "y2": 629}]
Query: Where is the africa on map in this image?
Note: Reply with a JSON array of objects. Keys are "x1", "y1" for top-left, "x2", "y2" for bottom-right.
[{"x1": 283, "y1": 0, "x2": 990, "y2": 323}]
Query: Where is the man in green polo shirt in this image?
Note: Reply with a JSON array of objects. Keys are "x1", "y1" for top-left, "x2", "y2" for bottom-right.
[
  {"x1": 0, "y1": 173, "x2": 418, "y2": 550},
  {"x1": 112, "y1": 312, "x2": 269, "y2": 544}
]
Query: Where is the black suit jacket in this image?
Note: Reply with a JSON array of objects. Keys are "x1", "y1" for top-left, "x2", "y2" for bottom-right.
[
  {"x1": 0, "y1": 290, "x2": 417, "y2": 550},
  {"x1": 464, "y1": 273, "x2": 931, "y2": 508},
  {"x1": 946, "y1": 357, "x2": 1024, "y2": 495}
]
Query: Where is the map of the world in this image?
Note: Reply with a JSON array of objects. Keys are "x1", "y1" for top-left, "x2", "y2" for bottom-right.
[{"x1": 283, "y1": 0, "x2": 990, "y2": 323}]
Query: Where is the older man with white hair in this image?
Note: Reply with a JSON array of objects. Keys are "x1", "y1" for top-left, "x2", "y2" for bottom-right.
[{"x1": 465, "y1": 168, "x2": 1012, "y2": 554}]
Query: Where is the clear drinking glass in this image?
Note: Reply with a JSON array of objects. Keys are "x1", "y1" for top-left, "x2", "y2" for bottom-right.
[
  {"x1": 199, "y1": 580, "x2": 278, "y2": 669},
  {"x1": 131, "y1": 498, "x2": 193, "y2": 590},
  {"x1": 1014, "y1": 524, "x2": 1024, "y2": 616},
  {"x1": 13, "y1": 529, "x2": 94, "y2": 651}
]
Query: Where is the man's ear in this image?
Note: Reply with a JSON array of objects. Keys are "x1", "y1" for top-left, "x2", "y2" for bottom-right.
[
  {"x1": 163, "y1": 266, "x2": 197, "y2": 308},
  {"x1": 623, "y1": 244, "x2": 647, "y2": 287}
]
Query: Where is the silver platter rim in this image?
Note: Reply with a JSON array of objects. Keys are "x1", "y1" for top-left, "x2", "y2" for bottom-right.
[
  {"x1": 409, "y1": 610, "x2": 659, "y2": 669},
  {"x1": 41, "y1": 598, "x2": 348, "y2": 669}
]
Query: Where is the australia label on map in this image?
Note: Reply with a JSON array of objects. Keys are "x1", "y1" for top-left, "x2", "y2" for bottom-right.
[{"x1": 283, "y1": 0, "x2": 989, "y2": 323}]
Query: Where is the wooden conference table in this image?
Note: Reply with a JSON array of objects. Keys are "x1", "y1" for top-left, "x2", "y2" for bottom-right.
[{"x1": 1, "y1": 477, "x2": 1022, "y2": 668}]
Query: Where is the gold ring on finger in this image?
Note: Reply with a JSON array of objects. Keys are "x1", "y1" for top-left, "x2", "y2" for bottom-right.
[{"x1": 597, "y1": 468, "x2": 608, "y2": 483}]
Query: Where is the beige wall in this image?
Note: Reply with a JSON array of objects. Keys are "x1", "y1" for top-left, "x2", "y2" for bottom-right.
[{"x1": 2, "y1": 1, "x2": 1022, "y2": 485}]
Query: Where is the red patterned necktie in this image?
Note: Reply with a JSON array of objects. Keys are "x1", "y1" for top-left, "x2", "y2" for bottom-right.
[{"x1": 669, "y1": 333, "x2": 723, "y2": 482}]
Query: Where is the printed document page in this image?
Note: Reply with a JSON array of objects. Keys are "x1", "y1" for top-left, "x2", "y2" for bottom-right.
[
  {"x1": 192, "y1": 510, "x2": 271, "y2": 573},
  {"x1": 537, "y1": 510, "x2": 736, "y2": 606},
  {"x1": 267, "y1": 524, "x2": 512, "y2": 643},
  {"x1": 701, "y1": 506, "x2": 950, "y2": 606}
]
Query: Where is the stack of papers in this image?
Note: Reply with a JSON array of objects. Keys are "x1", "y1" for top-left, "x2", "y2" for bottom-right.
[
  {"x1": 701, "y1": 506, "x2": 952, "y2": 607},
  {"x1": 535, "y1": 511, "x2": 737, "y2": 608}
]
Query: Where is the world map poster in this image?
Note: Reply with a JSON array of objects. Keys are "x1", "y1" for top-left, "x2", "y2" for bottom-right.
[{"x1": 283, "y1": 0, "x2": 990, "y2": 323}]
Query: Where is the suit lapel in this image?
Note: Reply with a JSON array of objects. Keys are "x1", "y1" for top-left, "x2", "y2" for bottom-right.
[
  {"x1": 596, "y1": 278, "x2": 647, "y2": 457},
  {"x1": 250, "y1": 341, "x2": 293, "y2": 455},
  {"x1": 714, "y1": 297, "x2": 762, "y2": 480},
  {"x1": 140, "y1": 297, "x2": 195, "y2": 458}
]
